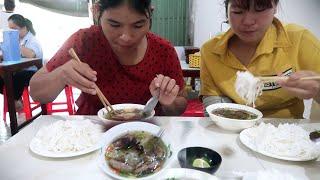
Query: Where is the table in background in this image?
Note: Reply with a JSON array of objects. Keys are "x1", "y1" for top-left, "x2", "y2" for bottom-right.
[
  {"x1": 0, "y1": 58, "x2": 47, "y2": 135},
  {"x1": 180, "y1": 60, "x2": 200, "y2": 90},
  {"x1": 0, "y1": 116, "x2": 318, "y2": 180}
]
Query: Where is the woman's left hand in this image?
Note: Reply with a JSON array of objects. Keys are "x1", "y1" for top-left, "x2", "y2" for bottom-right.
[
  {"x1": 277, "y1": 71, "x2": 320, "y2": 99},
  {"x1": 149, "y1": 74, "x2": 180, "y2": 105}
]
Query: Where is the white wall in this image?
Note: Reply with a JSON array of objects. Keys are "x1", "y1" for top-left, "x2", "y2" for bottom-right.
[
  {"x1": 277, "y1": 0, "x2": 320, "y2": 38},
  {"x1": 193, "y1": 0, "x2": 320, "y2": 47},
  {"x1": 192, "y1": 0, "x2": 226, "y2": 48},
  {"x1": 9, "y1": 1, "x2": 92, "y2": 61}
]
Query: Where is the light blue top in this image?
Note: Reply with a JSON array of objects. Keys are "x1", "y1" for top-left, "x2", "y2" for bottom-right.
[{"x1": 20, "y1": 31, "x2": 43, "y2": 71}]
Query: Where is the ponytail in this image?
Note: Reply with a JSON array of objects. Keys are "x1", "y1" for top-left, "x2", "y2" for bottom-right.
[{"x1": 24, "y1": 18, "x2": 36, "y2": 35}]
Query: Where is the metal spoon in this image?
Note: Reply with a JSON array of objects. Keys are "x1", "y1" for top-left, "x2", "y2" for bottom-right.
[
  {"x1": 143, "y1": 89, "x2": 160, "y2": 115},
  {"x1": 143, "y1": 96, "x2": 158, "y2": 115}
]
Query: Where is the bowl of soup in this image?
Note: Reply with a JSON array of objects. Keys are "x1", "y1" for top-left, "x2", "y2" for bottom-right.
[
  {"x1": 98, "y1": 122, "x2": 173, "y2": 180},
  {"x1": 206, "y1": 103, "x2": 263, "y2": 132},
  {"x1": 97, "y1": 104, "x2": 155, "y2": 124}
]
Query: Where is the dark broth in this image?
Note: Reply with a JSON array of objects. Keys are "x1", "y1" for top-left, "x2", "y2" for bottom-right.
[
  {"x1": 211, "y1": 108, "x2": 258, "y2": 120},
  {"x1": 105, "y1": 131, "x2": 168, "y2": 178},
  {"x1": 105, "y1": 108, "x2": 147, "y2": 121}
]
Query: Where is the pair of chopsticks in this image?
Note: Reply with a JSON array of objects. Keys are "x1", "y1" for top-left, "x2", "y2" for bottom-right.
[
  {"x1": 68, "y1": 48, "x2": 115, "y2": 113},
  {"x1": 258, "y1": 76, "x2": 320, "y2": 82}
]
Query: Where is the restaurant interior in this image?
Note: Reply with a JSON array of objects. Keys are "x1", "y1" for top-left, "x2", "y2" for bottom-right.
[{"x1": 0, "y1": 0, "x2": 319, "y2": 180}]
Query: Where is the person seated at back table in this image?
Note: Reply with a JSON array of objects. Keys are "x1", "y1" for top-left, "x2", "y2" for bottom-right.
[
  {"x1": 30, "y1": 0, "x2": 187, "y2": 115},
  {"x1": 200, "y1": 0, "x2": 320, "y2": 118},
  {"x1": 0, "y1": 0, "x2": 16, "y2": 30},
  {"x1": 0, "y1": 14, "x2": 43, "y2": 111}
]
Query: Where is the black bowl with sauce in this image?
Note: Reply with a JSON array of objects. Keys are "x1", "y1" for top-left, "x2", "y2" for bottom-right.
[{"x1": 178, "y1": 147, "x2": 222, "y2": 174}]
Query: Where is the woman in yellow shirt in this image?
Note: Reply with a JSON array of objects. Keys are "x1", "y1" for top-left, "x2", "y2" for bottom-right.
[{"x1": 200, "y1": 0, "x2": 320, "y2": 118}]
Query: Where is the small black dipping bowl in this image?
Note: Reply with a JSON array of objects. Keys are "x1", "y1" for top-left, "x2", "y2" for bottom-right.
[{"x1": 178, "y1": 147, "x2": 222, "y2": 174}]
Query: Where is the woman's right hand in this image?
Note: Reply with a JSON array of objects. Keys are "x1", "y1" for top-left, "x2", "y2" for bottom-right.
[{"x1": 60, "y1": 60, "x2": 98, "y2": 95}]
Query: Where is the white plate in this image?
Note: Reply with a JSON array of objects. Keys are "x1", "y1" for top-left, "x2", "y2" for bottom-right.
[
  {"x1": 30, "y1": 138, "x2": 101, "y2": 158},
  {"x1": 98, "y1": 121, "x2": 173, "y2": 180},
  {"x1": 160, "y1": 168, "x2": 218, "y2": 180},
  {"x1": 239, "y1": 128, "x2": 320, "y2": 161},
  {"x1": 97, "y1": 103, "x2": 155, "y2": 124},
  {"x1": 29, "y1": 119, "x2": 104, "y2": 158}
]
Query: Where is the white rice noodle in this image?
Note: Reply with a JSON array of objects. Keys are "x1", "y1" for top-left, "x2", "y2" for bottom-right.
[
  {"x1": 247, "y1": 123, "x2": 319, "y2": 159},
  {"x1": 235, "y1": 71, "x2": 263, "y2": 107},
  {"x1": 35, "y1": 120, "x2": 103, "y2": 153}
]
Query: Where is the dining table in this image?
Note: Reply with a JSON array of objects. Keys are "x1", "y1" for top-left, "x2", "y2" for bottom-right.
[
  {"x1": 180, "y1": 60, "x2": 200, "y2": 90},
  {"x1": 0, "y1": 115, "x2": 318, "y2": 180},
  {"x1": 0, "y1": 58, "x2": 47, "y2": 135}
]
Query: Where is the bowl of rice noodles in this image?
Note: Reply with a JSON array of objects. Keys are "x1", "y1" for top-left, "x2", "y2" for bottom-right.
[{"x1": 206, "y1": 103, "x2": 263, "y2": 132}]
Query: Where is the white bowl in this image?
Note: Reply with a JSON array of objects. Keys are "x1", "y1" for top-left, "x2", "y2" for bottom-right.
[
  {"x1": 206, "y1": 103, "x2": 263, "y2": 132},
  {"x1": 98, "y1": 122, "x2": 173, "y2": 180},
  {"x1": 97, "y1": 103, "x2": 155, "y2": 124}
]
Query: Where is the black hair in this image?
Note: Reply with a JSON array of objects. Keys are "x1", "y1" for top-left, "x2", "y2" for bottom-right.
[
  {"x1": 8, "y1": 14, "x2": 36, "y2": 36},
  {"x1": 4, "y1": 0, "x2": 15, "y2": 12},
  {"x1": 96, "y1": 0, "x2": 152, "y2": 26},
  {"x1": 224, "y1": 0, "x2": 279, "y2": 18}
]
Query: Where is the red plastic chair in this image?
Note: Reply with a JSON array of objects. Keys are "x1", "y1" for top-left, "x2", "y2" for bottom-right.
[
  {"x1": 3, "y1": 86, "x2": 76, "y2": 121},
  {"x1": 181, "y1": 99, "x2": 204, "y2": 117},
  {"x1": 3, "y1": 86, "x2": 41, "y2": 122},
  {"x1": 46, "y1": 86, "x2": 76, "y2": 115}
]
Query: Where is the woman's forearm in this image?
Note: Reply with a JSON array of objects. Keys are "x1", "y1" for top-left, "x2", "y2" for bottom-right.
[
  {"x1": 161, "y1": 88, "x2": 188, "y2": 116},
  {"x1": 161, "y1": 95, "x2": 187, "y2": 116},
  {"x1": 21, "y1": 47, "x2": 36, "y2": 58},
  {"x1": 30, "y1": 67, "x2": 66, "y2": 103}
]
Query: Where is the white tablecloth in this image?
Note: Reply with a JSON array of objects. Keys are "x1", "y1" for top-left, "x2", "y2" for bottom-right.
[{"x1": 0, "y1": 115, "x2": 319, "y2": 180}]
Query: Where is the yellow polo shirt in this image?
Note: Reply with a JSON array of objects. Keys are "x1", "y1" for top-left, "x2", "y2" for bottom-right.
[{"x1": 200, "y1": 18, "x2": 320, "y2": 118}]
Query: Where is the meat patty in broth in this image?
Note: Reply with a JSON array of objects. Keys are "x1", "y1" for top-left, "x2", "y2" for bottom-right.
[{"x1": 105, "y1": 131, "x2": 168, "y2": 178}]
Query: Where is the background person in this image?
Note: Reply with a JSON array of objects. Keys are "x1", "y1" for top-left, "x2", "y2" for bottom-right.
[
  {"x1": 0, "y1": 14, "x2": 43, "y2": 111},
  {"x1": 0, "y1": 0, "x2": 15, "y2": 30},
  {"x1": 200, "y1": 0, "x2": 320, "y2": 118}
]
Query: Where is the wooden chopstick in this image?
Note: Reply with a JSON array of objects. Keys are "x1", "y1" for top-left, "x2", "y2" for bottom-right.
[
  {"x1": 258, "y1": 76, "x2": 288, "y2": 82},
  {"x1": 259, "y1": 76, "x2": 320, "y2": 82},
  {"x1": 68, "y1": 48, "x2": 115, "y2": 113}
]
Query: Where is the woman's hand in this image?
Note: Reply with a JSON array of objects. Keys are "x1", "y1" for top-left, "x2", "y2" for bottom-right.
[
  {"x1": 277, "y1": 71, "x2": 320, "y2": 100},
  {"x1": 20, "y1": 46, "x2": 36, "y2": 58},
  {"x1": 149, "y1": 74, "x2": 180, "y2": 105},
  {"x1": 60, "y1": 60, "x2": 98, "y2": 95}
]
